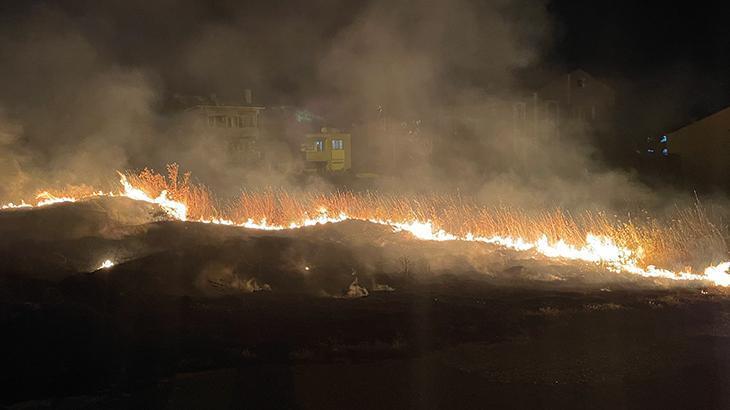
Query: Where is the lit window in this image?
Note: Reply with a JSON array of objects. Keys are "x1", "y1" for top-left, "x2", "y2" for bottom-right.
[
  {"x1": 332, "y1": 139, "x2": 344, "y2": 150},
  {"x1": 659, "y1": 135, "x2": 668, "y2": 143},
  {"x1": 315, "y1": 140, "x2": 324, "y2": 152},
  {"x1": 661, "y1": 148, "x2": 669, "y2": 156}
]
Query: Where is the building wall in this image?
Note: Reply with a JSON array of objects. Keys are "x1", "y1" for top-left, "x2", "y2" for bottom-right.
[
  {"x1": 669, "y1": 107, "x2": 730, "y2": 188},
  {"x1": 538, "y1": 70, "x2": 615, "y2": 125},
  {"x1": 187, "y1": 105, "x2": 264, "y2": 160},
  {"x1": 193, "y1": 105, "x2": 262, "y2": 139}
]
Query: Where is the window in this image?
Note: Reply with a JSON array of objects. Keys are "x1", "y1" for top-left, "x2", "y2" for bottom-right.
[
  {"x1": 661, "y1": 147, "x2": 669, "y2": 157},
  {"x1": 659, "y1": 135, "x2": 668, "y2": 144},
  {"x1": 545, "y1": 101, "x2": 559, "y2": 122},
  {"x1": 235, "y1": 115, "x2": 255, "y2": 128},
  {"x1": 332, "y1": 139, "x2": 344, "y2": 150},
  {"x1": 209, "y1": 114, "x2": 256, "y2": 129},
  {"x1": 573, "y1": 107, "x2": 585, "y2": 120},
  {"x1": 314, "y1": 140, "x2": 324, "y2": 152},
  {"x1": 209, "y1": 115, "x2": 227, "y2": 128},
  {"x1": 513, "y1": 102, "x2": 527, "y2": 122},
  {"x1": 231, "y1": 138, "x2": 244, "y2": 151}
]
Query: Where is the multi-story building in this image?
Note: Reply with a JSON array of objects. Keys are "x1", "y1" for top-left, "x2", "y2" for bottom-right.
[{"x1": 173, "y1": 90, "x2": 265, "y2": 162}]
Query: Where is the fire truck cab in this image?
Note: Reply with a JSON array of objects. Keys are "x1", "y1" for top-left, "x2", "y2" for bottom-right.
[{"x1": 301, "y1": 128, "x2": 351, "y2": 173}]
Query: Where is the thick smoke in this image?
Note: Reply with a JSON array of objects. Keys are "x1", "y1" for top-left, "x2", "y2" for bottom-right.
[{"x1": 0, "y1": 0, "x2": 677, "y2": 211}]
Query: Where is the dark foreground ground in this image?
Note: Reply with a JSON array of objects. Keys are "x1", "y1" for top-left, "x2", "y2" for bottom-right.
[{"x1": 2, "y1": 199, "x2": 730, "y2": 409}]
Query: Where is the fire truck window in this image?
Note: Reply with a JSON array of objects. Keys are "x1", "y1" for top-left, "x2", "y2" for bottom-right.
[
  {"x1": 315, "y1": 140, "x2": 324, "y2": 152},
  {"x1": 332, "y1": 139, "x2": 344, "y2": 150}
]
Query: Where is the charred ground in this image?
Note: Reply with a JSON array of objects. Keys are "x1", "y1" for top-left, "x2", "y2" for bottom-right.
[{"x1": 2, "y1": 200, "x2": 730, "y2": 409}]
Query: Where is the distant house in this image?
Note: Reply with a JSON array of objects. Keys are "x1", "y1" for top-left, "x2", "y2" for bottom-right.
[
  {"x1": 666, "y1": 106, "x2": 730, "y2": 189},
  {"x1": 537, "y1": 69, "x2": 616, "y2": 123},
  {"x1": 510, "y1": 69, "x2": 616, "y2": 139},
  {"x1": 173, "y1": 90, "x2": 265, "y2": 161}
]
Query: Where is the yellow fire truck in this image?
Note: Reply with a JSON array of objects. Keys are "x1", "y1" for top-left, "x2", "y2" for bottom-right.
[{"x1": 301, "y1": 128, "x2": 351, "y2": 173}]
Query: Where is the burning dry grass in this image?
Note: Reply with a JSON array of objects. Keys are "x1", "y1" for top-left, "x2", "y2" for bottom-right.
[
  {"x1": 125, "y1": 164, "x2": 220, "y2": 220},
  {"x1": 121, "y1": 165, "x2": 728, "y2": 272}
]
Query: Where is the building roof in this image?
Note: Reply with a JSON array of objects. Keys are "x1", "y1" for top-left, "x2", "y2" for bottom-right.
[
  {"x1": 669, "y1": 104, "x2": 730, "y2": 134},
  {"x1": 171, "y1": 94, "x2": 264, "y2": 110},
  {"x1": 538, "y1": 69, "x2": 615, "y2": 101}
]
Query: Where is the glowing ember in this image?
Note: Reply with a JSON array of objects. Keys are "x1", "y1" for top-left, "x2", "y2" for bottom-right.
[
  {"x1": 2, "y1": 166, "x2": 730, "y2": 287},
  {"x1": 98, "y1": 259, "x2": 114, "y2": 269}
]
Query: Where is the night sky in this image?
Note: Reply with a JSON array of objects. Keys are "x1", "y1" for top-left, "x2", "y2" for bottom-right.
[
  {"x1": 0, "y1": 0, "x2": 728, "y2": 132},
  {"x1": 548, "y1": 0, "x2": 730, "y2": 131}
]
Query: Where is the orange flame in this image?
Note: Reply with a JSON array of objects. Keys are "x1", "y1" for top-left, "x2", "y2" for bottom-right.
[{"x1": 2, "y1": 166, "x2": 729, "y2": 287}]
